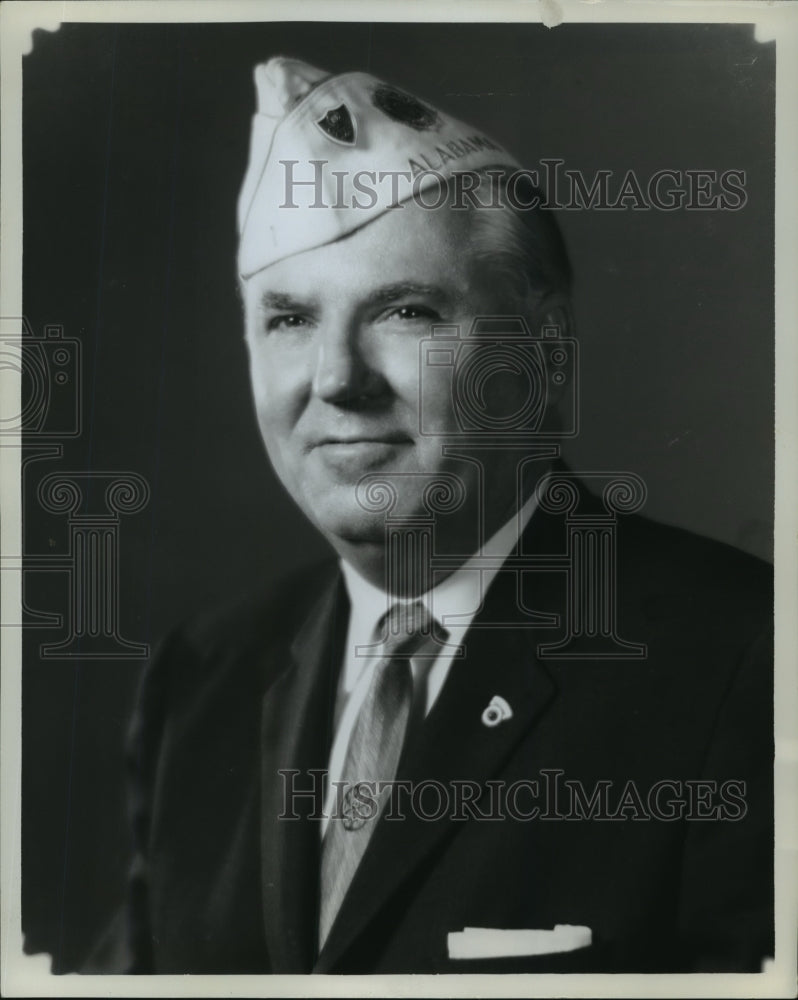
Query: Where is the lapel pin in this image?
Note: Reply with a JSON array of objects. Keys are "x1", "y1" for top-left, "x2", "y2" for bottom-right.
[{"x1": 481, "y1": 695, "x2": 513, "y2": 728}]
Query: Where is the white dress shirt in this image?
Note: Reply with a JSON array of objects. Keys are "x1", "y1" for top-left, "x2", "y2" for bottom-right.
[{"x1": 321, "y1": 494, "x2": 538, "y2": 833}]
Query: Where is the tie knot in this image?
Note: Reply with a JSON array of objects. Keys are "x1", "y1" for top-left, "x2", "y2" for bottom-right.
[{"x1": 379, "y1": 600, "x2": 433, "y2": 659}]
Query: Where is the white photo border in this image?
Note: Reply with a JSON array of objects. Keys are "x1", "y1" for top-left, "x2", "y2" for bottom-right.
[{"x1": 1, "y1": 1, "x2": 796, "y2": 997}]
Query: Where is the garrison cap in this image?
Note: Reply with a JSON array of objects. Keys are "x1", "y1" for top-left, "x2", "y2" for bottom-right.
[{"x1": 237, "y1": 57, "x2": 520, "y2": 278}]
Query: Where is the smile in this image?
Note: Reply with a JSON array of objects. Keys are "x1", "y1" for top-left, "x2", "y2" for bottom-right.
[
  {"x1": 313, "y1": 438, "x2": 412, "y2": 473},
  {"x1": 319, "y1": 436, "x2": 409, "y2": 445}
]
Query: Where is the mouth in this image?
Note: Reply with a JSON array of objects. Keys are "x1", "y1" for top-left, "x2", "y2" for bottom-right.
[
  {"x1": 312, "y1": 435, "x2": 413, "y2": 473},
  {"x1": 318, "y1": 435, "x2": 410, "y2": 446}
]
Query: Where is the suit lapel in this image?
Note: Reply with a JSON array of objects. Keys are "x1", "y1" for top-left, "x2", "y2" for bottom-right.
[
  {"x1": 260, "y1": 568, "x2": 348, "y2": 972},
  {"x1": 316, "y1": 508, "x2": 566, "y2": 970}
]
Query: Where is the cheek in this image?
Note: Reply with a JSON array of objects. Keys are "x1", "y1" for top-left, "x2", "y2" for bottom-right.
[
  {"x1": 417, "y1": 365, "x2": 459, "y2": 434},
  {"x1": 247, "y1": 362, "x2": 302, "y2": 487},
  {"x1": 372, "y1": 337, "x2": 424, "y2": 402},
  {"x1": 247, "y1": 342, "x2": 305, "y2": 429}
]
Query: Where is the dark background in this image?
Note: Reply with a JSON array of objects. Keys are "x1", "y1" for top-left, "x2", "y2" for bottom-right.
[{"x1": 20, "y1": 21, "x2": 774, "y2": 971}]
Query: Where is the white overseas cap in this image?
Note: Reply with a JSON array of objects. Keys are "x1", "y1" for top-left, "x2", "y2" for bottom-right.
[{"x1": 237, "y1": 56, "x2": 520, "y2": 279}]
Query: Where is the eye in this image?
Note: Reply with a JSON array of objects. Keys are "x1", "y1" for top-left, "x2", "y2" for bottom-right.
[
  {"x1": 386, "y1": 305, "x2": 441, "y2": 322},
  {"x1": 265, "y1": 314, "x2": 311, "y2": 333}
]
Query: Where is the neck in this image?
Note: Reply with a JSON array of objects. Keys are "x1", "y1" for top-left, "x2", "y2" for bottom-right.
[
  {"x1": 330, "y1": 489, "x2": 537, "y2": 599},
  {"x1": 331, "y1": 535, "x2": 442, "y2": 598}
]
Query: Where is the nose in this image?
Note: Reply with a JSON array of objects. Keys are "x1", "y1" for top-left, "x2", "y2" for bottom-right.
[{"x1": 311, "y1": 321, "x2": 386, "y2": 405}]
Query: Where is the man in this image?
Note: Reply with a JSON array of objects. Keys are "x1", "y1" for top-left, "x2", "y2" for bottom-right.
[{"x1": 119, "y1": 57, "x2": 773, "y2": 974}]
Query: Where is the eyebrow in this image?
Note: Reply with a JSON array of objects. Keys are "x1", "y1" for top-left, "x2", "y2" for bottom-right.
[
  {"x1": 258, "y1": 282, "x2": 452, "y2": 314},
  {"x1": 368, "y1": 282, "x2": 451, "y2": 306},
  {"x1": 258, "y1": 291, "x2": 315, "y2": 312}
]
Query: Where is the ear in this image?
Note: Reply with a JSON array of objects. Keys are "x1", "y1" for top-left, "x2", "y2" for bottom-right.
[{"x1": 527, "y1": 292, "x2": 574, "y2": 339}]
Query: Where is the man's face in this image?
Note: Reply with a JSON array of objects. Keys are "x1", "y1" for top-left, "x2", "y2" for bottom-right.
[{"x1": 242, "y1": 200, "x2": 530, "y2": 552}]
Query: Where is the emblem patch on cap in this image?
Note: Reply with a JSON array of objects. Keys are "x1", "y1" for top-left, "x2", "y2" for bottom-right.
[
  {"x1": 316, "y1": 104, "x2": 356, "y2": 145},
  {"x1": 373, "y1": 85, "x2": 440, "y2": 131}
]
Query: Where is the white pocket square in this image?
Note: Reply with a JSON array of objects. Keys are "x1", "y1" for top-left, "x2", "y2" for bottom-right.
[{"x1": 447, "y1": 924, "x2": 592, "y2": 960}]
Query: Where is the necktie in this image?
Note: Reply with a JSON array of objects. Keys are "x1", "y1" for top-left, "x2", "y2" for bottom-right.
[{"x1": 318, "y1": 600, "x2": 432, "y2": 947}]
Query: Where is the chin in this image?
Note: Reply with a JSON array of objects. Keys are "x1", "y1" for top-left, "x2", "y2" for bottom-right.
[{"x1": 308, "y1": 505, "x2": 389, "y2": 548}]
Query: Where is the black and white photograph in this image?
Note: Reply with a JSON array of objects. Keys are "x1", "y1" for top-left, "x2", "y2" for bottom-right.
[{"x1": 1, "y1": 1, "x2": 796, "y2": 994}]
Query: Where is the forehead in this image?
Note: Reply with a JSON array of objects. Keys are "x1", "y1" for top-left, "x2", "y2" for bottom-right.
[{"x1": 244, "y1": 200, "x2": 477, "y2": 301}]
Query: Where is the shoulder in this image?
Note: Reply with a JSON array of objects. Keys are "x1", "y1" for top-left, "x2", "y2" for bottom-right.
[
  {"x1": 618, "y1": 514, "x2": 772, "y2": 625},
  {"x1": 611, "y1": 515, "x2": 773, "y2": 718},
  {"x1": 130, "y1": 557, "x2": 342, "y2": 742},
  {"x1": 174, "y1": 555, "x2": 341, "y2": 661}
]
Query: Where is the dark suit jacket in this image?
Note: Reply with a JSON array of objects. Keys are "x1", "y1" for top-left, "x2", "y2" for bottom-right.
[{"x1": 117, "y1": 496, "x2": 773, "y2": 974}]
